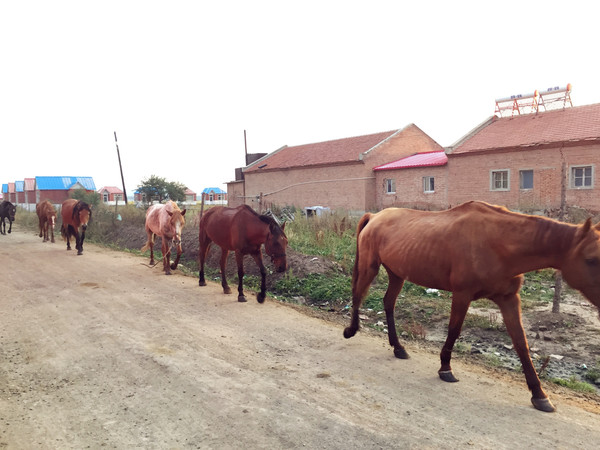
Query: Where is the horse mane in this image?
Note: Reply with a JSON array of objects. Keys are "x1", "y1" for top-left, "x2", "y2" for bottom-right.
[
  {"x1": 239, "y1": 205, "x2": 285, "y2": 234},
  {"x1": 72, "y1": 201, "x2": 91, "y2": 220}
]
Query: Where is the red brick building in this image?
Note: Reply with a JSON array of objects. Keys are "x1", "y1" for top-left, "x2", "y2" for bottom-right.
[
  {"x1": 374, "y1": 151, "x2": 449, "y2": 210},
  {"x1": 447, "y1": 103, "x2": 600, "y2": 212},
  {"x1": 231, "y1": 124, "x2": 444, "y2": 213},
  {"x1": 98, "y1": 186, "x2": 125, "y2": 204}
]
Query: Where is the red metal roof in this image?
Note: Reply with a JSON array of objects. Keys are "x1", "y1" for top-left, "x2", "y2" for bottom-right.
[
  {"x1": 373, "y1": 151, "x2": 448, "y2": 171},
  {"x1": 98, "y1": 186, "x2": 123, "y2": 194},
  {"x1": 244, "y1": 129, "x2": 400, "y2": 172},
  {"x1": 452, "y1": 103, "x2": 600, "y2": 154}
]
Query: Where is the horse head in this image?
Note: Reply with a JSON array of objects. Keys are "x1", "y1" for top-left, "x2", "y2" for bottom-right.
[
  {"x1": 167, "y1": 208, "x2": 186, "y2": 246},
  {"x1": 264, "y1": 221, "x2": 288, "y2": 273},
  {"x1": 73, "y1": 201, "x2": 92, "y2": 230},
  {"x1": 561, "y1": 218, "x2": 600, "y2": 316}
]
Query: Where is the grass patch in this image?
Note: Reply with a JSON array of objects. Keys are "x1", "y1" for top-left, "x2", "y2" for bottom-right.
[{"x1": 551, "y1": 376, "x2": 597, "y2": 393}]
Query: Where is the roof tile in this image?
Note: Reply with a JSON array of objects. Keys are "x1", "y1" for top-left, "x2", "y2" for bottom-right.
[{"x1": 453, "y1": 103, "x2": 600, "y2": 154}]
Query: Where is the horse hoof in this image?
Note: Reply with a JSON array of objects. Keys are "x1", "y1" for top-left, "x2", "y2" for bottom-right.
[
  {"x1": 257, "y1": 293, "x2": 266, "y2": 303},
  {"x1": 394, "y1": 347, "x2": 410, "y2": 359},
  {"x1": 77, "y1": 251, "x2": 83, "y2": 256},
  {"x1": 170, "y1": 263, "x2": 177, "y2": 270},
  {"x1": 224, "y1": 288, "x2": 232, "y2": 294},
  {"x1": 343, "y1": 327, "x2": 356, "y2": 339},
  {"x1": 531, "y1": 397, "x2": 556, "y2": 412},
  {"x1": 439, "y1": 370, "x2": 459, "y2": 382},
  {"x1": 199, "y1": 281, "x2": 207, "y2": 287},
  {"x1": 238, "y1": 296, "x2": 247, "y2": 302}
]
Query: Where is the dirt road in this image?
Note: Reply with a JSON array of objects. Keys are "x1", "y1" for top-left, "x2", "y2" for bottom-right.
[{"x1": 1, "y1": 228, "x2": 600, "y2": 449}]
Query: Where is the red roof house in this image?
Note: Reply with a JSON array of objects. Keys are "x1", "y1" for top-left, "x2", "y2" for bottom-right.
[
  {"x1": 373, "y1": 151, "x2": 449, "y2": 210},
  {"x1": 233, "y1": 124, "x2": 444, "y2": 212},
  {"x1": 98, "y1": 186, "x2": 125, "y2": 204},
  {"x1": 447, "y1": 103, "x2": 600, "y2": 211}
]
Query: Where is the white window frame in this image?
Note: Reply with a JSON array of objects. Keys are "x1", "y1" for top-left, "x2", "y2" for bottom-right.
[
  {"x1": 423, "y1": 176, "x2": 435, "y2": 193},
  {"x1": 519, "y1": 169, "x2": 534, "y2": 190},
  {"x1": 490, "y1": 169, "x2": 510, "y2": 191},
  {"x1": 569, "y1": 165, "x2": 594, "y2": 189},
  {"x1": 385, "y1": 178, "x2": 396, "y2": 194}
]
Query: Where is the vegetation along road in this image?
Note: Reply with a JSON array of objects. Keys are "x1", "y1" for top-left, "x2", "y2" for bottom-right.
[{"x1": 1, "y1": 228, "x2": 600, "y2": 448}]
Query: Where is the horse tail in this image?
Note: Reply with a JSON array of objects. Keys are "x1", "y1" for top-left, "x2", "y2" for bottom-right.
[
  {"x1": 352, "y1": 213, "x2": 372, "y2": 291},
  {"x1": 60, "y1": 224, "x2": 68, "y2": 240}
]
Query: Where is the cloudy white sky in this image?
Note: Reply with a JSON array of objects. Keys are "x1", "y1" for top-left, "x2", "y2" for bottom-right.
[{"x1": 2, "y1": 1, "x2": 598, "y2": 197}]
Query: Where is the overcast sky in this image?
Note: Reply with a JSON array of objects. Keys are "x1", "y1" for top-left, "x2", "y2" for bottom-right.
[{"x1": 2, "y1": 1, "x2": 599, "y2": 197}]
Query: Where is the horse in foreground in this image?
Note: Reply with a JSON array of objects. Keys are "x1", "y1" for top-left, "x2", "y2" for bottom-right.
[
  {"x1": 344, "y1": 201, "x2": 600, "y2": 413},
  {"x1": 61, "y1": 199, "x2": 92, "y2": 255},
  {"x1": 141, "y1": 201, "x2": 186, "y2": 275},
  {"x1": 36, "y1": 200, "x2": 57, "y2": 243},
  {"x1": 0, "y1": 200, "x2": 16, "y2": 235},
  {"x1": 198, "y1": 205, "x2": 288, "y2": 302}
]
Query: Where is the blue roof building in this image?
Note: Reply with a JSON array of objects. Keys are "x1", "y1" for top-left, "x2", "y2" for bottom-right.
[{"x1": 36, "y1": 176, "x2": 96, "y2": 191}]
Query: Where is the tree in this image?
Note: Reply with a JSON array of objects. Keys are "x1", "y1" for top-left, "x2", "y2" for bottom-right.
[
  {"x1": 71, "y1": 189, "x2": 101, "y2": 207},
  {"x1": 137, "y1": 175, "x2": 187, "y2": 204}
]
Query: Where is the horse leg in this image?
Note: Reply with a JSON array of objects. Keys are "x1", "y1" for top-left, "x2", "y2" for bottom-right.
[
  {"x1": 343, "y1": 258, "x2": 379, "y2": 339},
  {"x1": 8, "y1": 218, "x2": 12, "y2": 234},
  {"x1": 235, "y1": 251, "x2": 247, "y2": 302},
  {"x1": 198, "y1": 243, "x2": 211, "y2": 286},
  {"x1": 438, "y1": 292, "x2": 471, "y2": 383},
  {"x1": 64, "y1": 225, "x2": 72, "y2": 250},
  {"x1": 495, "y1": 293, "x2": 555, "y2": 412},
  {"x1": 162, "y1": 238, "x2": 172, "y2": 275},
  {"x1": 381, "y1": 268, "x2": 408, "y2": 359},
  {"x1": 74, "y1": 228, "x2": 83, "y2": 255},
  {"x1": 79, "y1": 228, "x2": 86, "y2": 255},
  {"x1": 50, "y1": 221, "x2": 54, "y2": 243},
  {"x1": 249, "y1": 252, "x2": 267, "y2": 303},
  {"x1": 170, "y1": 244, "x2": 182, "y2": 270},
  {"x1": 39, "y1": 217, "x2": 43, "y2": 238},
  {"x1": 220, "y1": 249, "x2": 231, "y2": 294},
  {"x1": 0, "y1": 218, "x2": 4, "y2": 235}
]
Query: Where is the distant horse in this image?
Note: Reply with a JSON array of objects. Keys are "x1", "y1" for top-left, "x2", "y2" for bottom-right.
[
  {"x1": 36, "y1": 200, "x2": 57, "y2": 243},
  {"x1": 198, "y1": 205, "x2": 288, "y2": 303},
  {"x1": 0, "y1": 201, "x2": 16, "y2": 235},
  {"x1": 61, "y1": 199, "x2": 92, "y2": 255},
  {"x1": 141, "y1": 201, "x2": 187, "y2": 275},
  {"x1": 344, "y1": 201, "x2": 600, "y2": 413}
]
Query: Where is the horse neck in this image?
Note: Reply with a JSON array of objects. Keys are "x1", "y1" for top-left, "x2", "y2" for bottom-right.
[{"x1": 508, "y1": 216, "x2": 577, "y2": 274}]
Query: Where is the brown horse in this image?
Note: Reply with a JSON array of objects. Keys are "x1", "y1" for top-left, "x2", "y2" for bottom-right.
[
  {"x1": 36, "y1": 200, "x2": 57, "y2": 243},
  {"x1": 0, "y1": 200, "x2": 16, "y2": 235},
  {"x1": 198, "y1": 205, "x2": 288, "y2": 303},
  {"x1": 344, "y1": 201, "x2": 600, "y2": 412},
  {"x1": 141, "y1": 201, "x2": 186, "y2": 275},
  {"x1": 61, "y1": 199, "x2": 92, "y2": 255}
]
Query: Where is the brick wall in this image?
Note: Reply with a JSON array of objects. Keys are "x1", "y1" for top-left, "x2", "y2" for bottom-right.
[
  {"x1": 375, "y1": 165, "x2": 449, "y2": 210},
  {"x1": 240, "y1": 124, "x2": 443, "y2": 213},
  {"x1": 447, "y1": 142, "x2": 600, "y2": 211}
]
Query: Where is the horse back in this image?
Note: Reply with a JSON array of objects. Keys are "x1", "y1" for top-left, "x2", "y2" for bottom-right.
[
  {"x1": 359, "y1": 203, "x2": 534, "y2": 291},
  {"x1": 200, "y1": 205, "x2": 266, "y2": 252}
]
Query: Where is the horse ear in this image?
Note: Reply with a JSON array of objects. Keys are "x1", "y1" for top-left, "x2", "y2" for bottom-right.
[
  {"x1": 281, "y1": 221, "x2": 286, "y2": 231},
  {"x1": 595, "y1": 221, "x2": 600, "y2": 231},
  {"x1": 576, "y1": 218, "x2": 593, "y2": 243},
  {"x1": 181, "y1": 209, "x2": 187, "y2": 216}
]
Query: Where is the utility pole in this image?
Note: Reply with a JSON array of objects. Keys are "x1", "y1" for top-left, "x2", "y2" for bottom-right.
[
  {"x1": 552, "y1": 158, "x2": 567, "y2": 313},
  {"x1": 114, "y1": 131, "x2": 128, "y2": 204}
]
